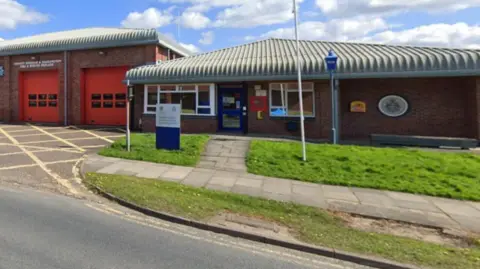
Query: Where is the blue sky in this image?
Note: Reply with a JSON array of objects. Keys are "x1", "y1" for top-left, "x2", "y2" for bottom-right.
[{"x1": 1, "y1": 0, "x2": 480, "y2": 53}]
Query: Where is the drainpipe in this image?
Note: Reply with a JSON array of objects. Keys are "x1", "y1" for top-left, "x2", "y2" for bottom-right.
[
  {"x1": 64, "y1": 51, "x2": 68, "y2": 126},
  {"x1": 167, "y1": 48, "x2": 171, "y2": 60}
]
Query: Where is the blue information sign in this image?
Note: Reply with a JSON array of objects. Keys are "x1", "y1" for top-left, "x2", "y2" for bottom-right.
[{"x1": 155, "y1": 104, "x2": 181, "y2": 150}]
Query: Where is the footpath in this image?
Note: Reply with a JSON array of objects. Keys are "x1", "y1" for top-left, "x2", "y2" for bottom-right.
[{"x1": 81, "y1": 153, "x2": 480, "y2": 234}]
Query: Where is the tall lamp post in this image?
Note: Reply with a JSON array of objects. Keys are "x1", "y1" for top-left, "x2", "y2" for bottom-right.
[{"x1": 325, "y1": 50, "x2": 339, "y2": 144}]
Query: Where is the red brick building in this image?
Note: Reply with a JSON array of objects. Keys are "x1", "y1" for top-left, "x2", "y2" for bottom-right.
[
  {"x1": 1, "y1": 29, "x2": 479, "y2": 144},
  {"x1": 126, "y1": 38, "x2": 480, "y2": 143},
  {"x1": 0, "y1": 27, "x2": 189, "y2": 126}
]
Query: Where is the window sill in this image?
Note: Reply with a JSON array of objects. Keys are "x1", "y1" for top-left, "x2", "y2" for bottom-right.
[
  {"x1": 269, "y1": 116, "x2": 316, "y2": 121},
  {"x1": 142, "y1": 113, "x2": 216, "y2": 119}
]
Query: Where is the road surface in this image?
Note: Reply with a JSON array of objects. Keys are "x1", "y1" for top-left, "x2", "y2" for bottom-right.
[{"x1": 0, "y1": 186, "x2": 370, "y2": 269}]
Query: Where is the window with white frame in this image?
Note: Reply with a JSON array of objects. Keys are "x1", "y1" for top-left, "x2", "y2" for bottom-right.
[
  {"x1": 269, "y1": 82, "x2": 315, "y2": 117},
  {"x1": 144, "y1": 84, "x2": 215, "y2": 115}
]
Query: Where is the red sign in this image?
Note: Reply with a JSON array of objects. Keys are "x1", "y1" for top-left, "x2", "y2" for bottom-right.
[{"x1": 249, "y1": 96, "x2": 267, "y2": 112}]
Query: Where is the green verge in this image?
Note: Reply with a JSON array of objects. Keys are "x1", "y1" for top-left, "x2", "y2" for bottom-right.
[
  {"x1": 247, "y1": 140, "x2": 480, "y2": 201},
  {"x1": 85, "y1": 173, "x2": 480, "y2": 269},
  {"x1": 99, "y1": 133, "x2": 209, "y2": 166}
]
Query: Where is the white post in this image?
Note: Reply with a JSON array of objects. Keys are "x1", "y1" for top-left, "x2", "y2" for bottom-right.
[
  {"x1": 293, "y1": 0, "x2": 307, "y2": 161},
  {"x1": 126, "y1": 80, "x2": 131, "y2": 152}
]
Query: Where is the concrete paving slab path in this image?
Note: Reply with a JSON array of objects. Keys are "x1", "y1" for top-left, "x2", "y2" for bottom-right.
[{"x1": 82, "y1": 154, "x2": 480, "y2": 234}]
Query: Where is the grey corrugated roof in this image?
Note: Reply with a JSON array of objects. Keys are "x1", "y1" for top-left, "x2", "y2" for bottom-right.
[
  {"x1": 0, "y1": 27, "x2": 191, "y2": 57},
  {"x1": 125, "y1": 38, "x2": 480, "y2": 84}
]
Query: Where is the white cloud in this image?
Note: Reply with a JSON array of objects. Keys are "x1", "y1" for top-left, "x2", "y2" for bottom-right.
[
  {"x1": 262, "y1": 17, "x2": 389, "y2": 42},
  {"x1": 177, "y1": 11, "x2": 210, "y2": 29},
  {"x1": 180, "y1": 42, "x2": 201, "y2": 53},
  {"x1": 213, "y1": 0, "x2": 303, "y2": 28},
  {"x1": 360, "y1": 22, "x2": 480, "y2": 49},
  {"x1": 316, "y1": 0, "x2": 480, "y2": 18},
  {"x1": 199, "y1": 31, "x2": 214, "y2": 45},
  {"x1": 0, "y1": 0, "x2": 48, "y2": 30},
  {"x1": 163, "y1": 0, "x2": 303, "y2": 28},
  {"x1": 121, "y1": 7, "x2": 173, "y2": 28}
]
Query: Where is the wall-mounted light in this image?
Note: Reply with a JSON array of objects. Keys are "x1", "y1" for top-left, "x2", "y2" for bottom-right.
[
  {"x1": 98, "y1": 51, "x2": 105, "y2": 56},
  {"x1": 30, "y1": 56, "x2": 36, "y2": 60}
]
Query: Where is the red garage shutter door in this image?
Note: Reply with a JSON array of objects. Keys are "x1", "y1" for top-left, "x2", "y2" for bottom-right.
[
  {"x1": 22, "y1": 70, "x2": 60, "y2": 123},
  {"x1": 84, "y1": 66, "x2": 129, "y2": 126}
]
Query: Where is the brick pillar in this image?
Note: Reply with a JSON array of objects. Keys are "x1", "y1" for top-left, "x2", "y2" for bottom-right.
[
  {"x1": 474, "y1": 78, "x2": 480, "y2": 140},
  {"x1": 317, "y1": 82, "x2": 332, "y2": 140},
  {"x1": 2, "y1": 56, "x2": 11, "y2": 122}
]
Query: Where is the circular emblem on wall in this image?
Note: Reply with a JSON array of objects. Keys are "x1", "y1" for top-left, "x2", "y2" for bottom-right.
[{"x1": 378, "y1": 95, "x2": 409, "y2": 117}]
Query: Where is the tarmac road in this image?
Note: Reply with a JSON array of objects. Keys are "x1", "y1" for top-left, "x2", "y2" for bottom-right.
[{"x1": 0, "y1": 186, "x2": 371, "y2": 269}]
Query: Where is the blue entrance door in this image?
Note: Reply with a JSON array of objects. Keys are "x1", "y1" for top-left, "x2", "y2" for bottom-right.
[{"x1": 218, "y1": 88, "x2": 244, "y2": 131}]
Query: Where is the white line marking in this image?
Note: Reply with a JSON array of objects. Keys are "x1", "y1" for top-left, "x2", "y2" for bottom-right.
[
  {"x1": 0, "y1": 126, "x2": 80, "y2": 195},
  {"x1": 69, "y1": 126, "x2": 114, "y2": 143},
  {"x1": 27, "y1": 124, "x2": 85, "y2": 152},
  {"x1": 0, "y1": 164, "x2": 38, "y2": 171},
  {"x1": 84, "y1": 203, "x2": 323, "y2": 269}
]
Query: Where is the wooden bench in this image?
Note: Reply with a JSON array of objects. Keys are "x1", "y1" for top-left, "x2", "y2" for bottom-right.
[{"x1": 370, "y1": 134, "x2": 479, "y2": 149}]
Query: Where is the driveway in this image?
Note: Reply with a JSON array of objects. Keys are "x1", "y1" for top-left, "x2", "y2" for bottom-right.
[{"x1": 0, "y1": 123, "x2": 124, "y2": 193}]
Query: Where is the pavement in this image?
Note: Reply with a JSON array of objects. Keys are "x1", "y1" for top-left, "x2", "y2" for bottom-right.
[
  {"x1": 83, "y1": 154, "x2": 480, "y2": 234},
  {"x1": 0, "y1": 123, "x2": 124, "y2": 195},
  {"x1": 0, "y1": 184, "x2": 371, "y2": 269},
  {"x1": 197, "y1": 136, "x2": 250, "y2": 172}
]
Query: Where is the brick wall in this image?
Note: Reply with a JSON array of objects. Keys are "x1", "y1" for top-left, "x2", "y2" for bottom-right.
[
  {"x1": 340, "y1": 77, "x2": 473, "y2": 139},
  {"x1": 140, "y1": 114, "x2": 217, "y2": 133},
  {"x1": 0, "y1": 57, "x2": 7, "y2": 121},
  {"x1": 69, "y1": 45, "x2": 158, "y2": 125},
  {"x1": 0, "y1": 44, "x2": 171, "y2": 124},
  {"x1": 246, "y1": 81, "x2": 330, "y2": 139},
  {"x1": 2, "y1": 53, "x2": 64, "y2": 123},
  {"x1": 472, "y1": 78, "x2": 480, "y2": 139}
]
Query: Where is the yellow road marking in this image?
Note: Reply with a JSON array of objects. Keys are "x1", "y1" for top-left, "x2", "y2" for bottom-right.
[
  {"x1": 22, "y1": 139, "x2": 60, "y2": 145},
  {"x1": 44, "y1": 159, "x2": 82, "y2": 165},
  {"x1": 0, "y1": 151, "x2": 25, "y2": 156},
  {"x1": 20, "y1": 144, "x2": 83, "y2": 153},
  {"x1": 78, "y1": 145, "x2": 106, "y2": 149},
  {"x1": 43, "y1": 130, "x2": 83, "y2": 135},
  {"x1": 0, "y1": 126, "x2": 80, "y2": 195},
  {"x1": 8, "y1": 133, "x2": 53, "y2": 138},
  {"x1": 4, "y1": 129, "x2": 41, "y2": 134},
  {"x1": 28, "y1": 124, "x2": 85, "y2": 152},
  {"x1": 69, "y1": 125, "x2": 114, "y2": 143},
  {"x1": 0, "y1": 142, "x2": 82, "y2": 153},
  {"x1": 0, "y1": 164, "x2": 38, "y2": 171},
  {"x1": 0, "y1": 142, "x2": 16, "y2": 146}
]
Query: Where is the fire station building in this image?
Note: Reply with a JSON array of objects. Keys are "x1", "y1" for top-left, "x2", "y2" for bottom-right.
[
  {"x1": 1, "y1": 28, "x2": 480, "y2": 143},
  {"x1": 125, "y1": 38, "x2": 480, "y2": 142},
  {"x1": 0, "y1": 27, "x2": 189, "y2": 126}
]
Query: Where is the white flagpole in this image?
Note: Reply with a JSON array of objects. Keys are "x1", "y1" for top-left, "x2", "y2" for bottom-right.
[{"x1": 293, "y1": 0, "x2": 307, "y2": 161}]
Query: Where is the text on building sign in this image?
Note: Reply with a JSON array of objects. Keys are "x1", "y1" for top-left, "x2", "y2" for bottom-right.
[{"x1": 13, "y1": 60, "x2": 62, "y2": 69}]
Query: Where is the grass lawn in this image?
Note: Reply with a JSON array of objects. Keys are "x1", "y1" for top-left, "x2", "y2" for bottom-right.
[
  {"x1": 99, "y1": 133, "x2": 209, "y2": 166},
  {"x1": 84, "y1": 173, "x2": 480, "y2": 269},
  {"x1": 247, "y1": 140, "x2": 480, "y2": 201}
]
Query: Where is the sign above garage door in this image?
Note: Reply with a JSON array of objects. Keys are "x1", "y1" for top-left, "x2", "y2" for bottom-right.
[{"x1": 14, "y1": 59, "x2": 62, "y2": 69}]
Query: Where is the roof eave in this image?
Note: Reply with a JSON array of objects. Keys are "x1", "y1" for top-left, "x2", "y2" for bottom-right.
[
  {"x1": 124, "y1": 69, "x2": 480, "y2": 85},
  {"x1": 0, "y1": 39, "x2": 159, "y2": 56}
]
